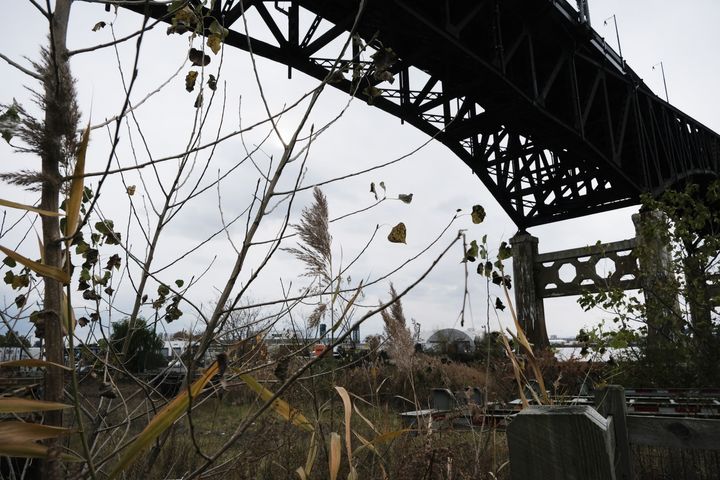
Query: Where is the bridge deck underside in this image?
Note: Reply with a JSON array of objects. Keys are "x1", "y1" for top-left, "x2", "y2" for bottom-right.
[{"x1": 131, "y1": 0, "x2": 720, "y2": 227}]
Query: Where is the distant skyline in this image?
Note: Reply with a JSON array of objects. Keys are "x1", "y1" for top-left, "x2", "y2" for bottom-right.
[{"x1": 1, "y1": 0, "x2": 718, "y2": 343}]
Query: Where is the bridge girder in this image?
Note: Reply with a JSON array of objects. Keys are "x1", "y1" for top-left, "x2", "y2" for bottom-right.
[{"x1": 127, "y1": 0, "x2": 720, "y2": 228}]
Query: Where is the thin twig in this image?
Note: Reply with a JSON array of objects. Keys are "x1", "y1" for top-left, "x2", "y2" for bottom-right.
[{"x1": 0, "y1": 53, "x2": 42, "y2": 80}]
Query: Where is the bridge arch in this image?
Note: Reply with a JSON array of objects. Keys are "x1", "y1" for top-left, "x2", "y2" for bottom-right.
[{"x1": 130, "y1": 0, "x2": 720, "y2": 229}]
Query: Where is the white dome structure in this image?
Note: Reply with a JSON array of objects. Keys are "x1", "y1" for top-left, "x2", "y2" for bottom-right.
[{"x1": 425, "y1": 328, "x2": 475, "y2": 354}]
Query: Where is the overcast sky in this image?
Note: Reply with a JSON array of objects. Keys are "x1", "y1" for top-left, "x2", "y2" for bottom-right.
[{"x1": 1, "y1": 0, "x2": 719, "y2": 343}]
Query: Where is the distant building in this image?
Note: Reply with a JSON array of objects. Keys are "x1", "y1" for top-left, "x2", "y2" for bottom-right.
[
  {"x1": 0, "y1": 347, "x2": 40, "y2": 362},
  {"x1": 424, "y1": 328, "x2": 475, "y2": 355},
  {"x1": 161, "y1": 340, "x2": 193, "y2": 360}
]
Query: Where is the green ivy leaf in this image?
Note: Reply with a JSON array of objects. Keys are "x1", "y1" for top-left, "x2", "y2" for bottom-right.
[
  {"x1": 157, "y1": 284, "x2": 170, "y2": 297},
  {"x1": 464, "y1": 240, "x2": 479, "y2": 263},
  {"x1": 498, "y1": 241, "x2": 512, "y2": 260},
  {"x1": 105, "y1": 254, "x2": 121, "y2": 271}
]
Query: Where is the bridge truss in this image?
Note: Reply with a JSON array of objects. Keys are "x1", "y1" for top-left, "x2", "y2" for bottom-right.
[{"x1": 129, "y1": 0, "x2": 720, "y2": 228}]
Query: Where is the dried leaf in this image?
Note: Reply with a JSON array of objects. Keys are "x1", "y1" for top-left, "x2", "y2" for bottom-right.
[
  {"x1": 92, "y1": 21, "x2": 106, "y2": 32},
  {"x1": 371, "y1": 47, "x2": 397, "y2": 70},
  {"x1": 126, "y1": 185, "x2": 136, "y2": 196},
  {"x1": 335, "y1": 387, "x2": 355, "y2": 477},
  {"x1": 239, "y1": 374, "x2": 314, "y2": 432},
  {"x1": 302, "y1": 432, "x2": 318, "y2": 477},
  {"x1": 353, "y1": 429, "x2": 409, "y2": 456},
  {"x1": 329, "y1": 432, "x2": 341, "y2": 480},
  {"x1": 108, "y1": 360, "x2": 221, "y2": 479},
  {"x1": 0, "y1": 397, "x2": 71, "y2": 413},
  {"x1": 387, "y1": 222, "x2": 406, "y2": 244},
  {"x1": 491, "y1": 271, "x2": 512, "y2": 289},
  {"x1": 370, "y1": 182, "x2": 377, "y2": 200},
  {"x1": 207, "y1": 34, "x2": 222, "y2": 55},
  {"x1": 495, "y1": 297, "x2": 506, "y2": 311},
  {"x1": 66, "y1": 123, "x2": 90, "y2": 241},
  {"x1": 0, "y1": 246, "x2": 69, "y2": 284},
  {"x1": 327, "y1": 70, "x2": 345, "y2": 83},
  {"x1": 208, "y1": 19, "x2": 229, "y2": 40},
  {"x1": 362, "y1": 85, "x2": 382, "y2": 105},
  {"x1": 331, "y1": 282, "x2": 363, "y2": 333},
  {"x1": 188, "y1": 48, "x2": 211, "y2": 67},
  {"x1": 471, "y1": 205, "x2": 486, "y2": 224},
  {"x1": 0, "y1": 198, "x2": 61, "y2": 217},
  {"x1": 185, "y1": 70, "x2": 198, "y2": 92},
  {"x1": 0, "y1": 441, "x2": 80, "y2": 461},
  {"x1": 398, "y1": 193, "x2": 413, "y2": 204},
  {"x1": 0, "y1": 421, "x2": 72, "y2": 442},
  {"x1": 208, "y1": 74, "x2": 217, "y2": 91},
  {"x1": 167, "y1": 5, "x2": 198, "y2": 35},
  {"x1": 14, "y1": 293, "x2": 25, "y2": 308},
  {"x1": 61, "y1": 289, "x2": 76, "y2": 336}
]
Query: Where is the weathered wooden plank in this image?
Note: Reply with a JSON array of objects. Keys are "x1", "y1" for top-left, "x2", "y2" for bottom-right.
[
  {"x1": 627, "y1": 415, "x2": 720, "y2": 450},
  {"x1": 507, "y1": 406, "x2": 616, "y2": 480}
]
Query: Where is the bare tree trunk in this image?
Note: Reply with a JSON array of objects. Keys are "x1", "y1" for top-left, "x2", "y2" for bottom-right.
[{"x1": 41, "y1": 1, "x2": 73, "y2": 478}]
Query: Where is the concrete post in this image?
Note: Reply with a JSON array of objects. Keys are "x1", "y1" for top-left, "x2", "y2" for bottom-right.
[
  {"x1": 595, "y1": 385, "x2": 633, "y2": 480},
  {"x1": 632, "y1": 211, "x2": 681, "y2": 344},
  {"x1": 510, "y1": 231, "x2": 549, "y2": 350},
  {"x1": 508, "y1": 406, "x2": 616, "y2": 480}
]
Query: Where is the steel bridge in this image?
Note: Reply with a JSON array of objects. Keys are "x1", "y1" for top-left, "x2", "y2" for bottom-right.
[{"x1": 128, "y1": 0, "x2": 720, "y2": 228}]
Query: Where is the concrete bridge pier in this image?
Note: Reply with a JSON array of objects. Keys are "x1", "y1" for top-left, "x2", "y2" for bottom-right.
[{"x1": 510, "y1": 231, "x2": 549, "y2": 350}]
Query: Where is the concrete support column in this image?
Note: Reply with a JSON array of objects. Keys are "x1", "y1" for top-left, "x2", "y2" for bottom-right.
[
  {"x1": 510, "y1": 231, "x2": 549, "y2": 350},
  {"x1": 632, "y1": 211, "x2": 681, "y2": 344}
]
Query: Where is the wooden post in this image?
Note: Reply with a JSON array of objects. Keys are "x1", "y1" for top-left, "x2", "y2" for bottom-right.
[
  {"x1": 510, "y1": 231, "x2": 549, "y2": 349},
  {"x1": 594, "y1": 385, "x2": 633, "y2": 480},
  {"x1": 507, "y1": 406, "x2": 616, "y2": 480}
]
